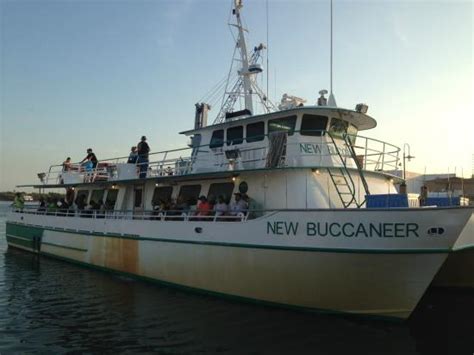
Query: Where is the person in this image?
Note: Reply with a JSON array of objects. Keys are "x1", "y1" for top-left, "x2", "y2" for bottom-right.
[
  {"x1": 137, "y1": 136, "x2": 150, "y2": 179},
  {"x1": 229, "y1": 192, "x2": 247, "y2": 216},
  {"x1": 75, "y1": 194, "x2": 87, "y2": 212},
  {"x1": 242, "y1": 193, "x2": 260, "y2": 218},
  {"x1": 62, "y1": 157, "x2": 72, "y2": 172},
  {"x1": 213, "y1": 195, "x2": 228, "y2": 217},
  {"x1": 47, "y1": 198, "x2": 58, "y2": 214},
  {"x1": 38, "y1": 197, "x2": 46, "y2": 212},
  {"x1": 127, "y1": 146, "x2": 138, "y2": 164},
  {"x1": 13, "y1": 193, "x2": 25, "y2": 210},
  {"x1": 96, "y1": 199, "x2": 105, "y2": 218},
  {"x1": 419, "y1": 185, "x2": 428, "y2": 207},
  {"x1": 58, "y1": 198, "x2": 69, "y2": 216},
  {"x1": 80, "y1": 148, "x2": 98, "y2": 169},
  {"x1": 196, "y1": 195, "x2": 212, "y2": 218}
]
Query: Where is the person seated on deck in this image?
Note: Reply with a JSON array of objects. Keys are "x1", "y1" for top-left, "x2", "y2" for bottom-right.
[
  {"x1": 47, "y1": 198, "x2": 58, "y2": 214},
  {"x1": 127, "y1": 146, "x2": 138, "y2": 164},
  {"x1": 213, "y1": 195, "x2": 228, "y2": 219},
  {"x1": 57, "y1": 198, "x2": 70, "y2": 216},
  {"x1": 229, "y1": 192, "x2": 247, "y2": 217},
  {"x1": 74, "y1": 194, "x2": 87, "y2": 215},
  {"x1": 38, "y1": 197, "x2": 46, "y2": 212},
  {"x1": 242, "y1": 193, "x2": 259, "y2": 219},
  {"x1": 196, "y1": 195, "x2": 212, "y2": 219},
  {"x1": 175, "y1": 197, "x2": 190, "y2": 214},
  {"x1": 96, "y1": 199, "x2": 105, "y2": 218}
]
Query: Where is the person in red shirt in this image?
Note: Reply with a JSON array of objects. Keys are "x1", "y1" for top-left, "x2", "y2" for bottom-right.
[{"x1": 196, "y1": 196, "x2": 213, "y2": 218}]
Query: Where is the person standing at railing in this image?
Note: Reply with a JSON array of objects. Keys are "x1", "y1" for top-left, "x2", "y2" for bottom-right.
[
  {"x1": 80, "y1": 148, "x2": 98, "y2": 169},
  {"x1": 137, "y1": 136, "x2": 150, "y2": 179},
  {"x1": 62, "y1": 157, "x2": 72, "y2": 172},
  {"x1": 127, "y1": 146, "x2": 138, "y2": 164}
]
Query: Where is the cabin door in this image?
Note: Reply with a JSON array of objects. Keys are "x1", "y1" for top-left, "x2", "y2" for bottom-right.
[{"x1": 133, "y1": 186, "x2": 144, "y2": 213}]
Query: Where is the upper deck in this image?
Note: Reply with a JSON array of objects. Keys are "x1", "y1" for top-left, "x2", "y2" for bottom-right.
[{"x1": 28, "y1": 107, "x2": 400, "y2": 189}]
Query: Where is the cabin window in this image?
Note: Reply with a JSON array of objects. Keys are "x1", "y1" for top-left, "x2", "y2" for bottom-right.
[
  {"x1": 90, "y1": 189, "x2": 105, "y2": 205},
  {"x1": 300, "y1": 115, "x2": 328, "y2": 136},
  {"x1": 105, "y1": 189, "x2": 118, "y2": 209},
  {"x1": 329, "y1": 118, "x2": 348, "y2": 139},
  {"x1": 268, "y1": 116, "x2": 296, "y2": 136},
  {"x1": 210, "y1": 129, "x2": 224, "y2": 148},
  {"x1": 178, "y1": 184, "x2": 201, "y2": 206},
  {"x1": 246, "y1": 122, "x2": 265, "y2": 142},
  {"x1": 207, "y1": 182, "x2": 234, "y2": 204},
  {"x1": 152, "y1": 186, "x2": 173, "y2": 206},
  {"x1": 226, "y1": 126, "x2": 244, "y2": 145}
]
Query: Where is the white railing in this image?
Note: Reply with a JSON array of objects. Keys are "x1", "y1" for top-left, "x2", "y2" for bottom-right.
[
  {"x1": 11, "y1": 206, "x2": 250, "y2": 222},
  {"x1": 37, "y1": 131, "x2": 400, "y2": 186}
]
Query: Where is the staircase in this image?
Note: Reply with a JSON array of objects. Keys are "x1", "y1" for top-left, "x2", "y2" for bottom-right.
[{"x1": 326, "y1": 133, "x2": 370, "y2": 208}]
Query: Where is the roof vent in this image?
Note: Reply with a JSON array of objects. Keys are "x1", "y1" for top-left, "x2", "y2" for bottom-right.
[
  {"x1": 278, "y1": 94, "x2": 306, "y2": 110},
  {"x1": 355, "y1": 103, "x2": 369, "y2": 114}
]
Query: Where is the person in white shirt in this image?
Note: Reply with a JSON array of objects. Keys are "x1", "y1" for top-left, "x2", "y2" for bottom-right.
[
  {"x1": 229, "y1": 192, "x2": 247, "y2": 216},
  {"x1": 214, "y1": 195, "x2": 228, "y2": 217}
]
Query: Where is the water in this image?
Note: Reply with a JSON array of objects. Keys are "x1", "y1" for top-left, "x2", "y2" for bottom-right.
[{"x1": 0, "y1": 201, "x2": 472, "y2": 354}]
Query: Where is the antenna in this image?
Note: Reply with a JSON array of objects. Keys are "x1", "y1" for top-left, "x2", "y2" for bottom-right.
[
  {"x1": 266, "y1": 0, "x2": 269, "y2": 101},
  {"x1": 328, "y1": 0, "x2": 337, "y2": 107}
]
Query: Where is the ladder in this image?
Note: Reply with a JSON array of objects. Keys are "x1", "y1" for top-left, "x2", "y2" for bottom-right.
[{"x1": 326, "y1": 133, "x2": 370, "y2": 208}]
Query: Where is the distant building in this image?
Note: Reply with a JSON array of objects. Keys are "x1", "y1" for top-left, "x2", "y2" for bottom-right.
[{"x1": 389, "y1": 170, "x2": 473, "y2": 205}]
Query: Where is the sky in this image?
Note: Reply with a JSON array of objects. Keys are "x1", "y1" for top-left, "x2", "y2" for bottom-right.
[{"x1": 0, "y1": 0, "x2": 472, "y2": 191}]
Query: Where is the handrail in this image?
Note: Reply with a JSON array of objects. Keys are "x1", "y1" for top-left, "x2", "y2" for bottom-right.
[
  {"x1": 10, "y1": 206, "x2": 250, "y2": 222},
  {"x1": 37, "y1": 130, "x2": 400, "y2": 186}
]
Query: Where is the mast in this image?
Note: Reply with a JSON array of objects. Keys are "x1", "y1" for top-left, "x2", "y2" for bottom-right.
[
  {"x1": 213, "y1": 0, "x2": 276, "y2": 124},
  {"x1": 234, "y1": 0, "x2": 253, "y2": 114}
]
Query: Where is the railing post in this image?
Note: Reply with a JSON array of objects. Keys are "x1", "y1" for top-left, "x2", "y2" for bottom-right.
[{"x1": 381, "y1": 142, "x2": 386, "y2": 170}]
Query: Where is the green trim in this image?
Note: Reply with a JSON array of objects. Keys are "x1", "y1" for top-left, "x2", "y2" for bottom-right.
[
  {"x1": 6, "y1": 235, "x2": 34, "y2": 249},
  {"x1": 6, "y1": 234, "x2": 32, "y2": 242},
  {"x1": 6, "y1": 221, "x2": 451, "y2": 255},
  {"x1": 41, "y1": 241, "x2": 87, "y2": 252},
  {"x1": 36, "y1": 249, "x2": 405, "y2": 322}
]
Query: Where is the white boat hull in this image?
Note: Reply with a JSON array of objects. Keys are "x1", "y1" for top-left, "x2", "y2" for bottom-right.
[
  {"x1": 432, "y1": 211, "x2": 474, "y2": 288},
  {"x1": 6, "y1": 207, "x2": 473, "y2": 319}
]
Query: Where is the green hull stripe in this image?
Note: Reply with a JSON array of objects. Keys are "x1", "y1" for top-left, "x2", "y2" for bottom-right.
[
  {"x1": 5, "y1": 221, "x2": 460, "y2": 255},
  {"x1": 41, "y1": 242, "x2": 87, "y2": 252},
  {"x1": 6, "y1": 235, "x2": 34, "y2": 248},
  {"x1": 31, "y1": 248, "x2": 404, "y2": 322}
]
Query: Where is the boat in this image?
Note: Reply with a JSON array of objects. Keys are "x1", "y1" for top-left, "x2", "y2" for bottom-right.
[
  {"x1": 432, "y1": 209, "x2": 474, "y2": 288},
  {"x1": 5, "y1": 0, "x2": 473, "y2": 320}
]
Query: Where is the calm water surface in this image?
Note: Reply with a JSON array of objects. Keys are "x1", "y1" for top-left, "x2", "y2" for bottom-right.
[{"x1": 0, "y1": 201, "x2": 472, "y2": 354}]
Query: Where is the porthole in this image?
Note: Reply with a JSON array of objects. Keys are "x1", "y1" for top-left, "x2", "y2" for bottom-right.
[{"x1": 239, "y1": 181, "x2": 248, "y2": 194}]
